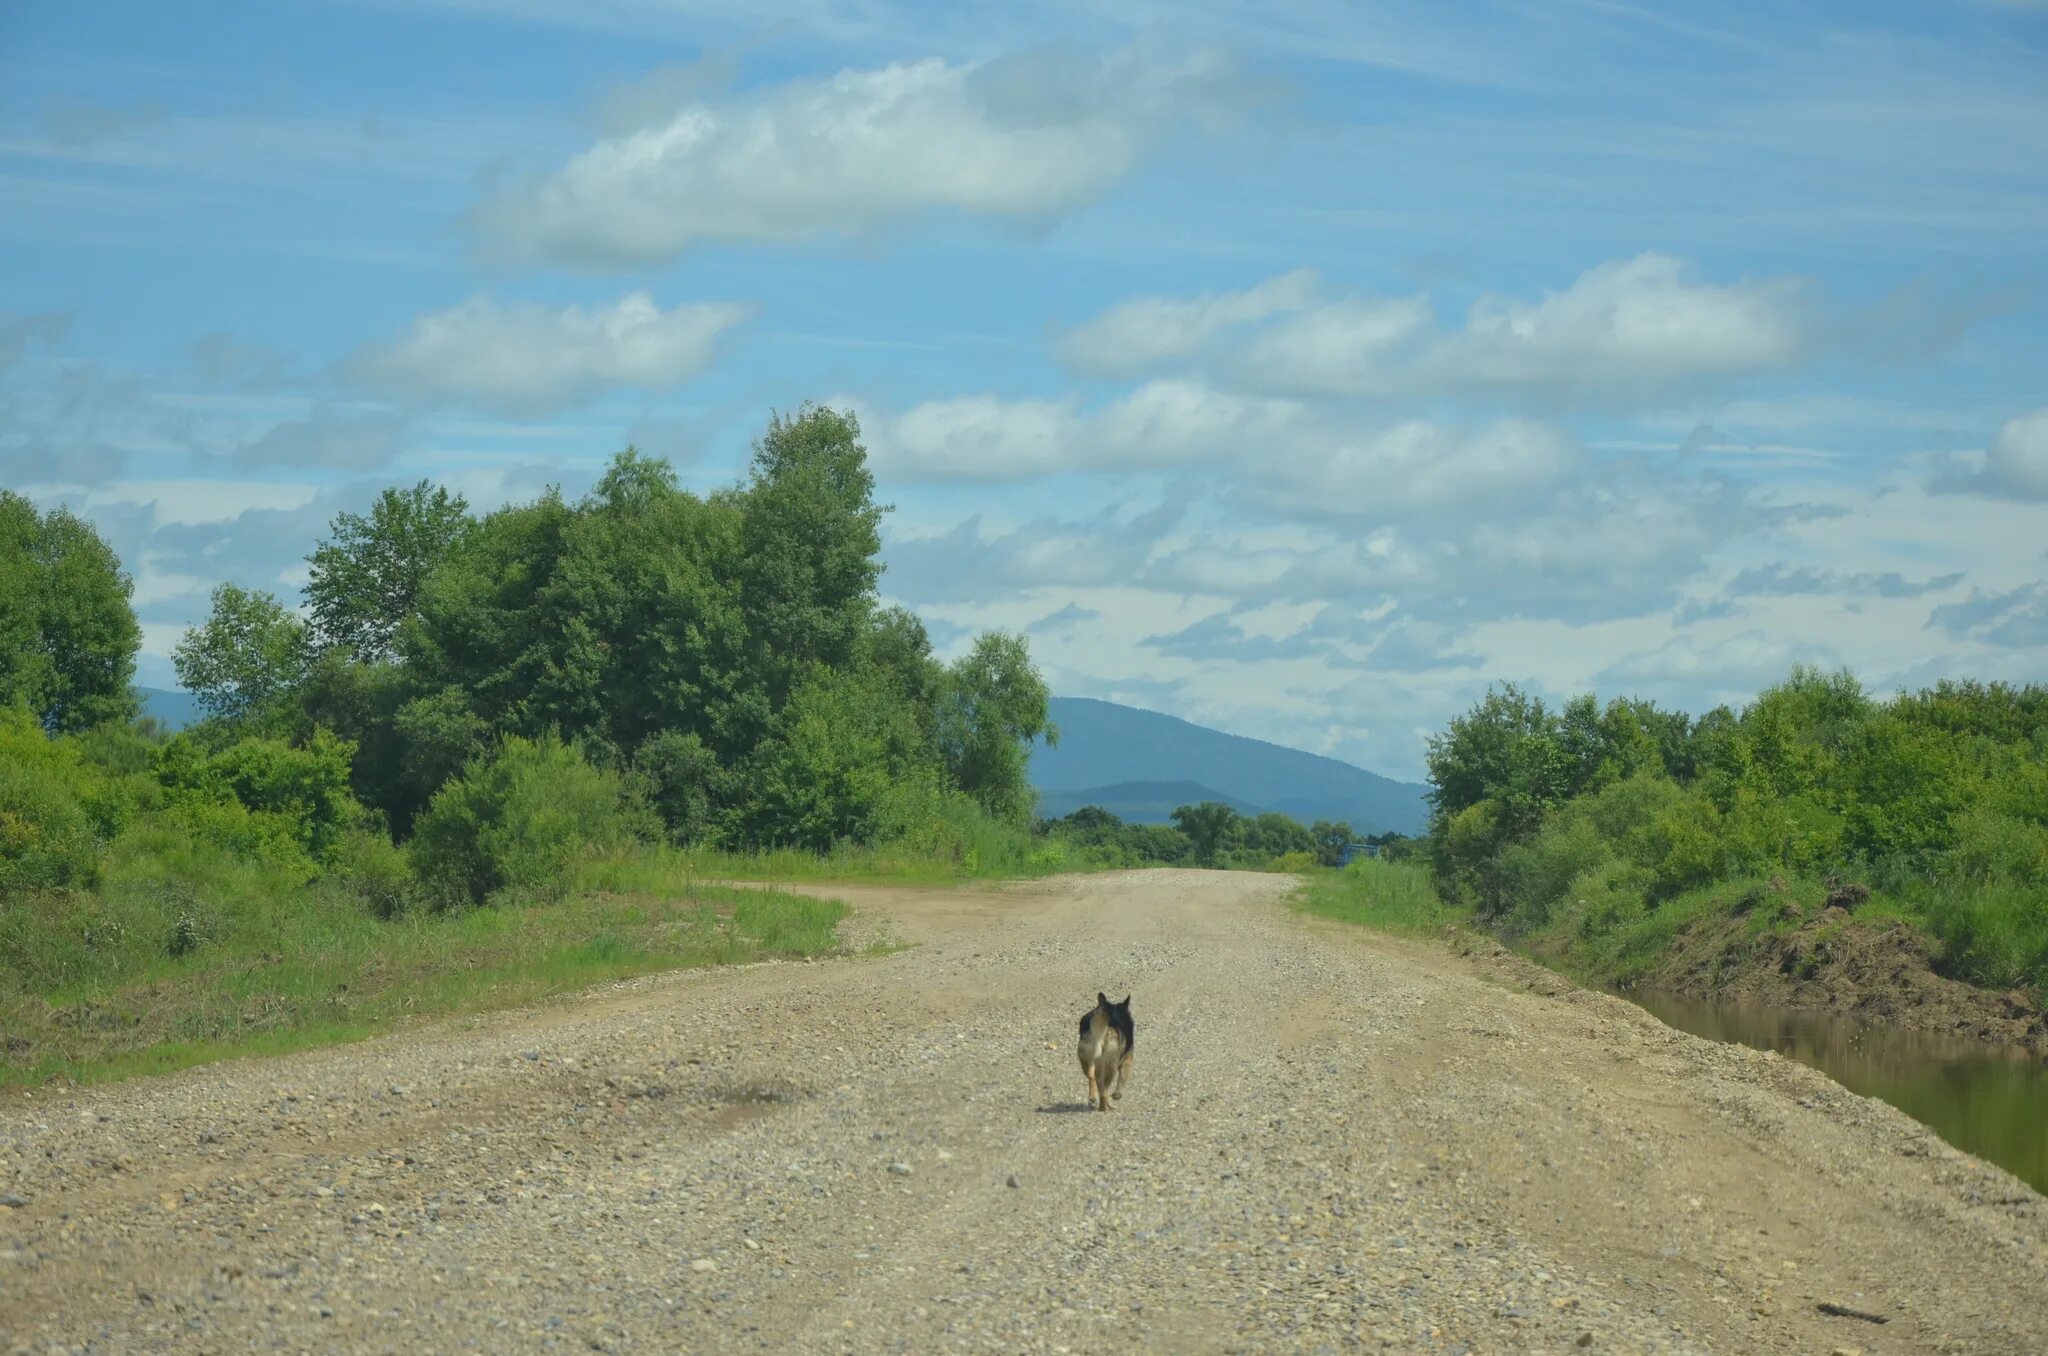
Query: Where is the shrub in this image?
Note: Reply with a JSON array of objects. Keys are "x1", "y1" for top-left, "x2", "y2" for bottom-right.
[
  {"x1": 329, "y1": 827, "x2": 415, "y2": 919},
  {"x1": 153, "y1": 729, "x2": 360, "y2": 863},
  {"x1": 1268, "y1": 849, "x2": 1319, "y2": 874},
  {"x1": 0, "y1": 707, "x2": 101, "y2": 891},
  {"x1": 635, "y1": 729, "x2": 719, "y2": 846},
  {"x1": 409, "y1": 734, "x2": 655, "y2": 908},
  {"x1": 1498, "y1": 812, "x2": 1610, "y2": 931}
]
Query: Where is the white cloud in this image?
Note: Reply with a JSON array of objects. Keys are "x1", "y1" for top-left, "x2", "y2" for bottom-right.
[
  {"x1": 1234, "y1": 294, "x2": 1433, "y2": 391},
  {"x1": 863, "y1": 379, "x2": 1301, "y2": 481},
  {"x1": 1931, "y1": 405, "x2": 2048, "y2": 501},
  {"x1": 346, "y1": 292, "x2": 750, "y2": 415},
  {"x1": 471, "y1": 41, "x2": 1254, "y2": 265},
  {"x1": 1057, "y1": 269, "x2": 1319, "y2": 377},
  {"x1": 1436, "y1": 253, "x2": 1812, "y2": 394},
  {"x1": 1080, "y1": 253, "x2": 1818, "y2": 404},
  {"x1": 1251, "y1": 418, "x2": 1583, "y2": 518}
]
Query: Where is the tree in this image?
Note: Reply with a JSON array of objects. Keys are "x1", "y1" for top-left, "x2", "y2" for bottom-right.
[
  {"x1": 173, "y1": 583, "x2": 310, "y2": 722},
  {"x1": 306, "y1": 480, "x2": 473, "y2": 662},
  {"x1": 1425, "y1": 683, "x2": 1571, "y2": 837},
  {"x1": 738, "y1": 404, "x2": 887, "y2": 705},
  {"x1": 0, "y1": 491, "x2": 141, "y2": 732},
  {"x1": 1310, "y1": 819, "x2": 1356, "y2": 867},
  {"x1": 935, "y1": 630, "x2": 1058, "y2": 823},
  {"x1": 1172, "y1": 801, "x2": 1242, "y2": 867}
]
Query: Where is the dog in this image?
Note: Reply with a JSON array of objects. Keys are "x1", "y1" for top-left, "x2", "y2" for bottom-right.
[{"x1": 1076, "y1": 992, "x2": 1135, "y2": 1112}]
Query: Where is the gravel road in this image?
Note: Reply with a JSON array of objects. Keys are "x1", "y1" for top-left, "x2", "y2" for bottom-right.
[{"x1": 4, "y1": 869, "x2": 2045, "y2": 1354}]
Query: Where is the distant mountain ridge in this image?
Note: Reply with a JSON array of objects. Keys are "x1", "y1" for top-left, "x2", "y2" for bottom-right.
[
  {"x1": 1032, "y1": 696, "x2": 1430, "y2": 837},
  {"x1": 138, "y1": 686, "x2": 202, "y2": 729}
]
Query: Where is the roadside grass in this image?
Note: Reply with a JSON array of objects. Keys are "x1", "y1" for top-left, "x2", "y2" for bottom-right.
[
  {"x1": 1291, "y1": 858, "x2": 1470, "y2": 937},
  {"x1": 0, "y1": 858, "x2": 847, "y2": 1089}
]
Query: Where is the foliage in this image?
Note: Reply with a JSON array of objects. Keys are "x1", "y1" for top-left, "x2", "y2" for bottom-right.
[
  {"x1": 173, "y1": 583, "x2": 310, "y2": 723},
  {"x1": 0, "y1": 491, "x2": 140, "y2": 732},
  {"x1": 306, "y1": 480, "x2": 473, "y2": 662},
  {"x1": 1423, "y1": 667, "x2": 2048, "y2": 992},
  {"x1": 408, "y1": 733, "x2": 657, "y2": 908},
  {"x1": 1172, "y1": 801, "x2": 1242, "y2": 867},
  {"x1": 0, "y1": 705, "x2": 103, "y2": 890},
  {"x1": 935, "y1": 630, "x2": 1058, "y2": 823}
]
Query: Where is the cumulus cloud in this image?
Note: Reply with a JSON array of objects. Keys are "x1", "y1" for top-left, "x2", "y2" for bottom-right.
[
  {"x1": 1056, "y1": 269, "x2": 1318, "y2": 378},
  {"x1": 473, "y1": 41, "x2": 1254, "y2": 266},
  {"x1": 863, "y1": 378, "x2": 1584, "y2": 511},
  {"x1": 345, "y1": 292, "x2": 750, "y2": 415},
  {"x1": 863, "y1": 379, "x2": 1300, "y2": 481},
  {"x1": 1079, "y1": 253, "x2": 1818, "y2": 404},
  {"x1": 1249, "y1": 418, "x2": 1584, "y2": 519},
  {"x1": 883, "y1": 495, "x2": 1190, "y2": 605},
  {"x1": 1929, "y1": 406, "x2": 2048, "y2": 501}
]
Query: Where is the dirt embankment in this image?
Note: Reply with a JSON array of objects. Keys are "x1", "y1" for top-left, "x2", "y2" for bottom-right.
[
  {"x1": 1615, "y1": 892, "x2": 2048, "y2": 1055},
  {"x1": 3, "y1": 870, "x2": 2045, "y2": 1354}
]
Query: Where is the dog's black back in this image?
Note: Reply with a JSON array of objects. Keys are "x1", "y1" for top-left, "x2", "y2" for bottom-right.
[{"x1": 1081, "y1": 991, "x2": 1134, "y2": 1050}]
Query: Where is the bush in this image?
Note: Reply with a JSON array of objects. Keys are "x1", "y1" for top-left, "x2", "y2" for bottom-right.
[
  {"x1": 409, "y1": 734, "x2": 655, "y2": 908},
  {"x1": 0, "y1": 707, "x2": 102, "y2": 891},
  {"x1": 635, "y1": 729, "x2": 718, "y2": 846},
  {"x1": 152, "y1": 729, "x2": 360, "y2": 863},
  {"x1": 1268, "y1": 850, "x2": 1319, "y2": 873},
  {"x1": 329, "y1": 827, "x2": 415, "y2": 919}
]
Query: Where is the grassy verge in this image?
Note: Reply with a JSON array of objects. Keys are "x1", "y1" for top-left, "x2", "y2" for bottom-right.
[
  {"x1": 1291, "y1": 858, "x2": 1470, "y2": 937},
  {"x1": 1, "y1": 857, "x2": 846, "y2": 1089}
]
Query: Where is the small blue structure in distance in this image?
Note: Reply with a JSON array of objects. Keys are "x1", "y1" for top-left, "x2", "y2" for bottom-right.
[{"x1": 1337, "y1": 842, "x2": 1381, "y2": 866}]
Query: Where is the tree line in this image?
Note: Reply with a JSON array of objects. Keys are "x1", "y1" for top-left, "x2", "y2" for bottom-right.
[
  {"x1": 2, "y1": 406, "x2": 1057, "y2": 913},
  {"x1": 1037, "y1": 800, "x2": 1412, "y2": 872},
  {"x1": 1422, "y1": 666, "x2": 2048, "y2": 991}
]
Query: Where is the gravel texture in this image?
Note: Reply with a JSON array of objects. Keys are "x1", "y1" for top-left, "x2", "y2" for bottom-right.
[{"x1": 2, "y1": 868, "x2": 2044, "y2": 1354}]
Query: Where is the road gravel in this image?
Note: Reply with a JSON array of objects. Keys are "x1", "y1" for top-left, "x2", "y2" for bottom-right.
[{"x1": 4, "y1": 869, "x2": 2044, "y2": 1353}]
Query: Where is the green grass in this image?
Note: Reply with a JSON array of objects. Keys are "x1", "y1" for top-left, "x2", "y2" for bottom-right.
[
  {"x1": 1291, "y1": 858, "x2": 1468, "y2": 936},
  {"x1": 0, "y1": 852, "x2": 847, "y2": 1089}
]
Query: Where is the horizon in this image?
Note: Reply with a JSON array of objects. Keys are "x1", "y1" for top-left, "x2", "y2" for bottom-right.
[{"x1": 6, "y1": 1, "x2": 2046, "y2": 784}]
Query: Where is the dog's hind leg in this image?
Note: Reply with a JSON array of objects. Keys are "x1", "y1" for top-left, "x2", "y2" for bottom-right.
[
  {"x1": 1081, "y1": 1053, "x2": 1101, "y2": 1110},
  {"x1": 1111, "y1": 1050, "x2": 1132, "y2": 1101}
]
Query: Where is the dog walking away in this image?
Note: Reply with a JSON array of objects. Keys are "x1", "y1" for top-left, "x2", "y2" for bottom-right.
[{"x1": 1077, "y1": 992, "x2": 1135, "y2": 1112}]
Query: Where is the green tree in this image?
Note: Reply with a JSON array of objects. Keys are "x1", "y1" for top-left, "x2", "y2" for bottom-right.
[
  {"x1": 738, "y1": 664, "x2": 927, "y2": 850},
  {"x1": 1310, "y1": 819, "x2": 1356, "y2": 867},
  {"x1": 935, "y1": 630, "x2": 1058, "y2": 823},
  {"x1": 0, "y1": 491, "x2": 141, "y2": 732},
  {"x1": 1172, "y1": 801, "x2": 1242, "y2": 867},
  {"x1": 173, "y1": 584, "x2": 310, "y2": 723},
  {"x1": 305, "y1": 480, "x2": 473, "y2": 662},
  {"x1": 635, "y1": 729, "x2": 720, "y2": 846},
  {"x1": 1426, "y1": 684, "x2": 1571, "y2": 837},
  {"x1": 738, "y1": 405, "x2": 886, "y2": 705}
]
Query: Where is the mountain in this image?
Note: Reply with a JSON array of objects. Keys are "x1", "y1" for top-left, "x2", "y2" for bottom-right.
[
  {"x1": 1031, "y1": 696, "x2": 1430, "y2": 836},
  {"x1": 137, "y1": 686, "x2": 203, "y2": 730}
]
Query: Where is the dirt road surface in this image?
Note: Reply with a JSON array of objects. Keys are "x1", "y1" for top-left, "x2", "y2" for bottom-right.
[{"x1": 4, "y1": 870, "x2": 2045, "y2": 1354}]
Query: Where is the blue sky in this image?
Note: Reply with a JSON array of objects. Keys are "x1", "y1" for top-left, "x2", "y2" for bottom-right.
[{"x1": 3, "y1": 0, "x2": 2045, "y2": 780}]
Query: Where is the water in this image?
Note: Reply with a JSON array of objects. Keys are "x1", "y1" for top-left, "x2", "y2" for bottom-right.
[{"x1": 1622, "y1": 989, "x2": 2048, "y2": 1197}]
